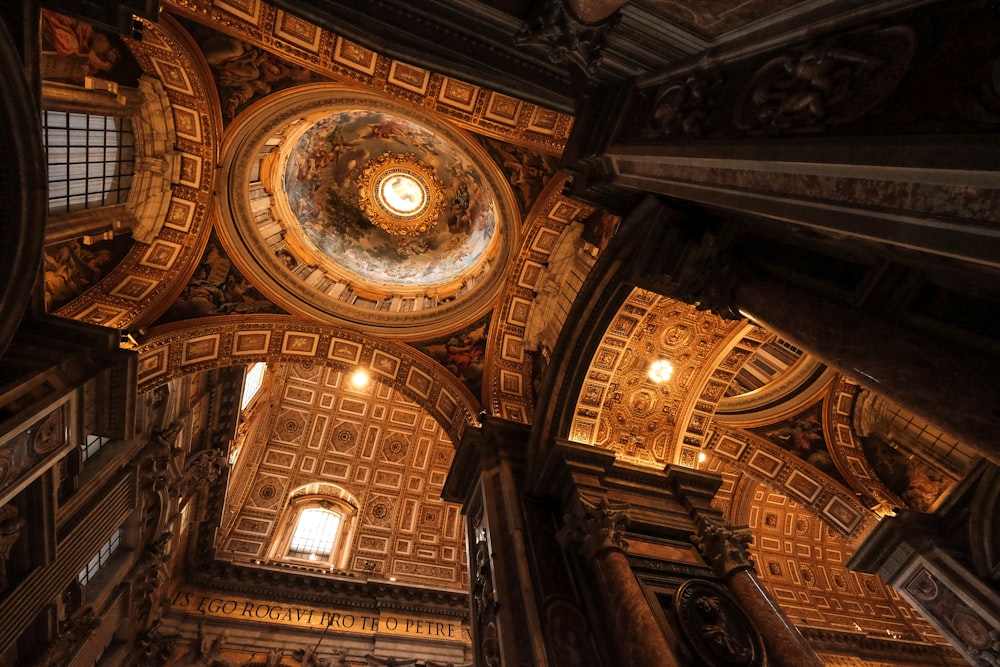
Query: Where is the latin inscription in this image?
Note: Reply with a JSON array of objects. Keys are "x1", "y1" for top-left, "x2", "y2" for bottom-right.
[{"x1": 171, "y1": 590, "x2": 471, "y2": 643}]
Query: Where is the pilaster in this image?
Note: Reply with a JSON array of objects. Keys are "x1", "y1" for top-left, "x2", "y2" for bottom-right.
[{"x1": 850, "y1": 461, "x2": 1000, "y2": 666}]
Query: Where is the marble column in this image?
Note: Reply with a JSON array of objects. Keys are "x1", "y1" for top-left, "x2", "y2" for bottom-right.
[
  {"x1": 558, "y1": 498, "x2": 681, "y2": 667},
  {"x1": 692, "y1": 517, "x2": 824, "y2": 667}
]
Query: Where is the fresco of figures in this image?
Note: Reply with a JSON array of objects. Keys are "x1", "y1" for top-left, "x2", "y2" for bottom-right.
[
  {"x1": 284, "y1": 110, "x2": 498, "y2": 287},
  {"x1": 859, "y1": 436, "x2": 952, "y2": 512},
  {"x1": 413, "y1": 316, "x2": 489, "y2": 400},
  {"x1": 181, "y1": 20, "x2": 325, "y2": 122},
  {"x1": 40, "y1": 9, "x2": 141, "y2": 87},
  {"x1": 475, "y1": 137, "x2": 558, "y2": 216},
  {"x1": 44, "y1": 236, "x2": 134, "y2": 312},
  {"x1": 755, "y1": 402, "x2": 848, "y2": 484},
  {"x1": 159, "y1": 233, "x2": 284, "y2": 324}
]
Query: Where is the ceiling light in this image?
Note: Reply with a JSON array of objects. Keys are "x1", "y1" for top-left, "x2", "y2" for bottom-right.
[
  {"x1": 349, "y1": 368, "x2": 370, "y2": 389},
  {"x1": 697, "y1": 452, "x2": 707, "y2": 463},
  {"x1": 648, "y1": 359, "x2": 674, "y2": 383}
]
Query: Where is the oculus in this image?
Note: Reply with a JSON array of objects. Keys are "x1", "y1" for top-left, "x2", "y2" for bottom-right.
[{"x1": 356, "y1": 152, "x2": 445, "y2": 237}]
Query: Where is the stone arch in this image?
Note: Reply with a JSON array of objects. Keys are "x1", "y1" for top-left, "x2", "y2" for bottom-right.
[
  {"x1": 51, "y1": 14, "x2": 221, "y2": 330},
  {"x1": 705, "y1": 424, "x2": 876, "y2": 540},
  {"x1": 135, "y1": 315, "x2": 478, "y2": 443},
  {"x1": 483, "y1": 173, "x2": 600, "y2": 424},
  {"x1": 526, "y1": 197, "x2": 768, "y2": 474}
]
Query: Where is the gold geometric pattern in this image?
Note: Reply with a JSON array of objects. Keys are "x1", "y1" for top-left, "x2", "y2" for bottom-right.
[
  {"x1": 218, "y1": 361, "x2": 467, "y2": 589},
  {"x1": 744, "y1": 487, "x2": 946, "y2": 645},
  {"x1": 53, "y1": 17, "x2": 218, "y2": 330},
  {"x1": 707, "y1": 425, "x2": 871, "y2": 538},
  {"x1": 486, "y1": 176, "x2": 595, "y2": 423},
  {"x1": 136, "y1": 316, "x2": 479, "y2": 443},
  {"x1": 163, "y1": 0, "x2": 572, "y2": 155},
  {"x1": 568, "y1": 288, "x2": 762, "y2": 467}
]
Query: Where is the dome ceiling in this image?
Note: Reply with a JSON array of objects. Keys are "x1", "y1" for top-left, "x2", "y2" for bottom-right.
[
  {"x1": 282, "y1": 109, "x2": 498, "y2": 288},
  {"x1": 217, "y1": 84, "x2": 520, "y2": 339}
]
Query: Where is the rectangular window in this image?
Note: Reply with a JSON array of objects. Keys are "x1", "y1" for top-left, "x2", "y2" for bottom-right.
[
  {"x1": 78, "y1": 526, "x2": 123, "y2": 586},
  {"x1": 81, "y1": 434, "x2": 111, "y2": 463},
  {"x1": 42, "y1": 111, "x2": 135, "y2": 214},
  {"x1": 240, "y1": 362, "x2": 267, "y2": 410}
]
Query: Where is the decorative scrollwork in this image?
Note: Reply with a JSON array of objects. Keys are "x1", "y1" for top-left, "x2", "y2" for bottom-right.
[
  {"x1": 514, "y1": 0, "x2": 619, "y2": 79},
  {"x1": 691, "y1": 516, "x2": 755, "y2": 578},
  {"x1": 557, "y1": 497, "x2": 630, "y2": 559}
]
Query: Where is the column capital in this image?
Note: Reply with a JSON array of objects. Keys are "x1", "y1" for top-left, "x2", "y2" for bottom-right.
[
  {"x1": 691, "y1": 516, "x2": 755, "y2": 578},
  {"x1": 558, "y1": 497, "x2": 630, "y2": 559}
]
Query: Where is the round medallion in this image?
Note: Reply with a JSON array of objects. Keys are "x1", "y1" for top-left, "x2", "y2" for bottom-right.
[
  {"x1": 356, "y1": 152, "x2": 445, "y2": 237},
  {"x1": 674, "y1": 579, "x2": 763, "y2": 667}
]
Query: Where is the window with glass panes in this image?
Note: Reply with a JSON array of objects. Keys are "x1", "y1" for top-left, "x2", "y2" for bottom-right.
[
  {"x1": 288, "y1": 508, "x2": 341, "y2": 559},
  {"x1": 81, "y1": 434, "x2": 111, "y2": 463},
  {"x1": 42, "y1": 111, "x2": 135, "y2": 214},
  {"x1": 78, "y1": 526, "x2": 123, "y2": 585},
  {"x1": 240, "y1": 362, "x2": 267, "y2": 410}
]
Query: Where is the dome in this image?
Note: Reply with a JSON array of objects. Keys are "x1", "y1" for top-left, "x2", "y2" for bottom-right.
[{"x1": 216, "y1": 85, "x2": 520, "y2": 339}]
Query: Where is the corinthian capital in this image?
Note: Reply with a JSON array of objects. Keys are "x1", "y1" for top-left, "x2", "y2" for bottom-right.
[
  {"x1": 691, "y1": 516, "x2": 755, "y2": 578},
  {"x1": 558, "y1": 497, "x2": 630, "y2": 559}
]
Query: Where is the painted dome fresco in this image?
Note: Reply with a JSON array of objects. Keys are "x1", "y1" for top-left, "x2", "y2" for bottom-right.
[
  {"x1": 216, "y1": 84, "x2": 520, "y2": 338},
  {"x1": 282, "y1": 109, "x2": 497, "y2": 287}
]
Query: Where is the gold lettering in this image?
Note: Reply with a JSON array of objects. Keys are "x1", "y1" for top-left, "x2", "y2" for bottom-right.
[{"x1": 169, "y1": 590, "x2": 467, "y2": 644}]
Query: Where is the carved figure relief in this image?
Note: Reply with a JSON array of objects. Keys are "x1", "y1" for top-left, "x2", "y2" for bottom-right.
[
  {"x1": 642, "y1": 73, "x2": 722, "y2": 139},
  {"x1": 181, "y1": 21, "x2": 324, "y2": 122},
  {"x1": 904, "y1": 566, "x2": 1000, "y2": 666},
  {"x1": 293, "y1": 646, "x2": 331, "y2": 667},
  {"x1": 40, "y1": 9, "x2": 141, "y2": 86},
  {"x1": 36, "y1": 606, "x2": 101, "y2": 667},
  {"x1": 182, "y1": 622, "x2": 231, "y2": 666},
  {"x1": 133, "y1": 619, "x2": 177, "y2": 667},
  {"x1": 545, "y1": 601, "x2": 600, "y2": 667},
  {"x1": 735, "y1": 26, "x2": 916, "y2": 134},
  {"x1": 674, "y1": 580, "x2": 763, "y2": 667},
  {"x1": 159, "y1": 235, "x2": 283, "y2": 324}
]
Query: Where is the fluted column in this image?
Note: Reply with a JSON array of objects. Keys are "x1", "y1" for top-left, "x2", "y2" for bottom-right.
[
  {"x1": 558, "y1": 498, "x2": 681, "y2": 667},
  {"x1": 692, "y1": 517, "x2": 824, "y2": 667}
]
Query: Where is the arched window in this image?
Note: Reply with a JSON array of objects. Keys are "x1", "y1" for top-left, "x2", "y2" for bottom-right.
[
  {"x1": 288, "y1": 507, "x2": 342, "y2": 560},
  {"x1": 269, "y1": 484, "x2": 359, "y2": 569}
]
